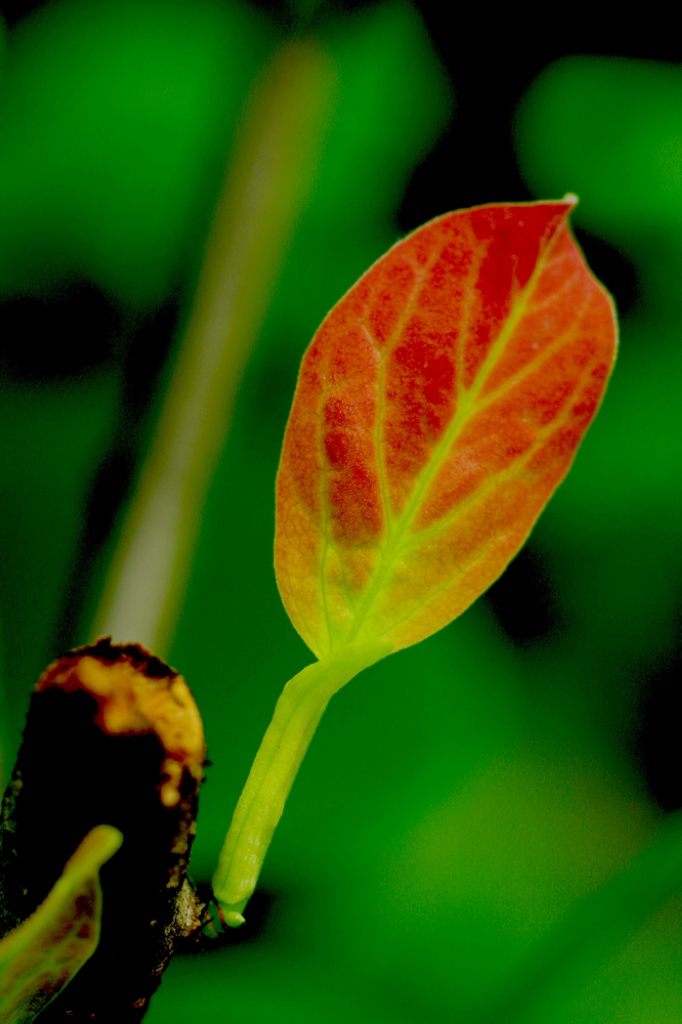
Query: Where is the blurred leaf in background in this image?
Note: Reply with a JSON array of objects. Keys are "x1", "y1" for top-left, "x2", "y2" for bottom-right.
[
  {"x1": 516, "y1": 58, "x2": 682, "y2": 253},
  {"x1": 0, "y1": 0, "x2": 273, "y2": 306}
]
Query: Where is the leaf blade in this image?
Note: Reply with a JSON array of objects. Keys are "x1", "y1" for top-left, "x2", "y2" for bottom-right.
[{"x1": 275, "y1": 201, "x2": 617, "y2": 657}]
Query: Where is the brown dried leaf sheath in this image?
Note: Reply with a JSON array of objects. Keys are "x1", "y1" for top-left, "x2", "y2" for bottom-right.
[{"x1": 0, "y1": 639, "x2": 207, "y2": 1022}]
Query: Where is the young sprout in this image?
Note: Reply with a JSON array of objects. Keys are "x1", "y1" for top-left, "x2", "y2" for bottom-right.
[
  {"x1": 213, "y1": 199, "x2": 618, "y2": 925},
  {"x1": 0, "y1": 826, "x2": 122, "y2": 1022}
]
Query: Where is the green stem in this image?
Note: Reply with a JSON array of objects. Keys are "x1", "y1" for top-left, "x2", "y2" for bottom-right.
[
  {"x1": 92, "y1": 38, "x2": 335, "y2": 656},
  {"x1": 212, "y1": 638, "x2": 391, "y2": 926}
]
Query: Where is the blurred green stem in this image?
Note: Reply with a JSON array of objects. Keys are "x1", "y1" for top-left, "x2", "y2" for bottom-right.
[
  {"x1": 212, "y1": 638, "x2": 391, "y2": 926},
  {"x1": 92, "y1": 37, "x2": 335, "y2": 656}
]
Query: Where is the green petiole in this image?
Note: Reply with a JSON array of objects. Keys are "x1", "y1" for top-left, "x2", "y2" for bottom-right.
[{"x1": 212, "y1": 637, "x2": 392, "y2": 926}]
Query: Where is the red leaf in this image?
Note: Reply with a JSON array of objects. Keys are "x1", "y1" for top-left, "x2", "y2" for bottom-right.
[{"x1": 275, "y1": 200, "x2": 617, "y2": 658}]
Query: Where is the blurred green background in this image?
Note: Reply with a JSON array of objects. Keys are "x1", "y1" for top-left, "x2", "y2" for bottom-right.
[{"x1": 1, "y1": 1, "x2": 681, "y2": 1020}]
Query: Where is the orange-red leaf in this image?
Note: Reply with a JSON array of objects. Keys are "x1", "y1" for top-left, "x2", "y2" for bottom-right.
[{"x1": 275, "y1": 200, "x2": 617, "y2": 659}]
